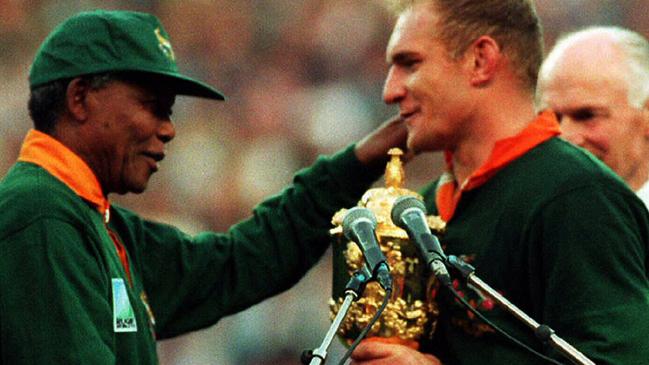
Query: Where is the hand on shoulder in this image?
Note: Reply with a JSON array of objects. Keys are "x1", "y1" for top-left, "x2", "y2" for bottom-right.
[{"x1": 354, "y1": 115, "x2": 414, "y2": 167}]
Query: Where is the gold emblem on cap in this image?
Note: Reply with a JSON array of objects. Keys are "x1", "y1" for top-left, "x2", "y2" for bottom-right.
[{"x1": 154, "y1": 27, "x2": 175, "y2": 61}]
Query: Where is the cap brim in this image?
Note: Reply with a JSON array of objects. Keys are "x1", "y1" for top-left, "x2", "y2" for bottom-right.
[
  {"x1": 134, "y1": 70, "x2": 226, "y2": 100},
  {"x1": 165, "y1": 73, "x2": 226, "y2": 100}
]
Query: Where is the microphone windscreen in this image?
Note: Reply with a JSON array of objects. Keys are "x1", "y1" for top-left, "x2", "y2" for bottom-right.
[
  {"x1": 342, "y1": 207, "x2": 377, "y2": 239},
  {"x1": 391, "y1": 195, "x2": 427, "y2": 227}
]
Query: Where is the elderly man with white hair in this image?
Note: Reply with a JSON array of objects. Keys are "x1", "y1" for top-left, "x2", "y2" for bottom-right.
[{"x1": 537, "y1": 26, "x2": 649, "y2": 206}]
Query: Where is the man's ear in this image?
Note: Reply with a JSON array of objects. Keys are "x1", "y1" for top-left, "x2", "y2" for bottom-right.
[
  {"x1": 642, "y1": 98, "x2": 649, "y2": 138},
  {"x1": 466, "y1": 35, "x2": 501, "y2": 87},
  {"x1": 65, "y1": 77, "x2": 91, "y2": 122}
]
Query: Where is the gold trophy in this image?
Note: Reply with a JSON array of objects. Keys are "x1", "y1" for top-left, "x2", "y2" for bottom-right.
[{"x1": 329, "y1": 148, "x2": 445, "y2": 349}]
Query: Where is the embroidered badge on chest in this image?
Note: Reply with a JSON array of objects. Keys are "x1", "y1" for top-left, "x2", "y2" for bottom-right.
[{"x1": 112, "y1": 278, "x2": 138, "y2": 332}]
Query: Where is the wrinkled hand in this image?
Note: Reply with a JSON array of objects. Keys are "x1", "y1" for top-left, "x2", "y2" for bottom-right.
[
  {"x1": 350, "y1": 341, "x2": 442, "y2": 365},
  {"x1": 354, "y1": 115, "x2": 414, "y2": 168}
]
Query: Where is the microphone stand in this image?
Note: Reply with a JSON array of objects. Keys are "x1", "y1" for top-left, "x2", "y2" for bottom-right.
[
  {"x1": 446, "y1": 255, "x2": 595, "y2": 365},
  {"x1": 301, "y1": 268, "x2": 371, "y2": 365}
]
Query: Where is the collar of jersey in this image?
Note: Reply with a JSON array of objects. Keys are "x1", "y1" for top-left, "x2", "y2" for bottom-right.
[
  {"x1": 435, "y1": 110, "x2": 561, "y2": 221},
  {"x1": 18, "y1": 129, "x2": 110, "y2": 220}
]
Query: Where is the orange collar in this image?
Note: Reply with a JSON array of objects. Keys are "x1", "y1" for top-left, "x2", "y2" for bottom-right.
[
  {"x1": 435, "y1": 111, "x2": 560, "y2": 221},
  {"x1": 18, "y1": 129, "x2": 110, "y2": 222}
]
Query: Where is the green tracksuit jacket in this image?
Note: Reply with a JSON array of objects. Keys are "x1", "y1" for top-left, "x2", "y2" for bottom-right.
[{"x1": 0, "y1": 145, "x2": 379, "y2": 364}]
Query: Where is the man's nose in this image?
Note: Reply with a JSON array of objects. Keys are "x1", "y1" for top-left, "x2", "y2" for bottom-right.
[
  {"x1": 383, "y1": 68, "x2": 406, "y2": 105},
  {"x1": 158, "y1": 120, "x2": 176, "y2": 143}
]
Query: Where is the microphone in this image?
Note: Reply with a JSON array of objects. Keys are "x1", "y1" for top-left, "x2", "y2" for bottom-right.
[
  {"x1": 391, "y1": 196, "x2": 451, "y2": 286},
  {"x1": 342, "y1": 207, "x2": 392, "y2": 291}
]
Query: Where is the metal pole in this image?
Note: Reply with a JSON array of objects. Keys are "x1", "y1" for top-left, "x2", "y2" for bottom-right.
[
  {"x1": 309, "y1": 293, "x2": 356, "y2": 365},
  {"x1": 448, "y1": 255, "x2": 595, "y2": 365}
]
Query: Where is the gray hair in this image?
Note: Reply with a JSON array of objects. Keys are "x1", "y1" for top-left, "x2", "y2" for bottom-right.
[
  {"x1": 540, "y1": 26, "x2": 649, "y2": 109},
  {"x1": 28, "y1": 73, "x2": 122, "y2": 134}
]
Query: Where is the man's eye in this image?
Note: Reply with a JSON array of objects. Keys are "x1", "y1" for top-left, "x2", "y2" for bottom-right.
[
  {"x1": 401, "y1": 59, "x2": 420, "y2": 69},
  {"x1": 393, "y1": 55, "x2": 420, "y2": 70},
  {"x1": 155, "y1": 106, "x2": 172, "y2": 119},
  {"x1": 144, "y1": 100, "x2": 173, "y2": 119},
  {"x1": 572, "y1": 109, "x2": 595, "y2": 121}
]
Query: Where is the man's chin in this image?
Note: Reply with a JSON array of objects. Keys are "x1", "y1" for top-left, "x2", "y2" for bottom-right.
[
  {"x1": 407, "y1": 136, "x2": 431, "y2": 154},
  {"x1": 129, "y1": 181, "x2": 150, "y2": 194},
  {"x1": 128, "y1": 186, "x2": 147, "y2": 194},
  {"x1": 116, "y1": 181, "x2": 149, "y2": 195},
  {"x1": 408, "y1": 132, "x2": 450, "y2": 153},
  {"x1": 406, "y1": 136, "x2": 419, "y2": 153}
]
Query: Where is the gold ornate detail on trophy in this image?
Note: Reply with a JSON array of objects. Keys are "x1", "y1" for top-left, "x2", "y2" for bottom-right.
[{"x1": 329, "y1": 148, "x2": 445, "y2": 349}]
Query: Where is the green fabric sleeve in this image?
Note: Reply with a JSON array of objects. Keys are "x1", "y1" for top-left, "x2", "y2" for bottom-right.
[
  {"x1": 0, "y1": 219, "x2": 116, "y2": 364},
  {"x1": 110, "y1": 145, "x2": 382, "y2": 338}
]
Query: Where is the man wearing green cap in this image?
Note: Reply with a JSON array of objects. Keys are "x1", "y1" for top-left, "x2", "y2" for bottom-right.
[{"x1": 0, "y1": 10, "x2": 405, "y2": 364}]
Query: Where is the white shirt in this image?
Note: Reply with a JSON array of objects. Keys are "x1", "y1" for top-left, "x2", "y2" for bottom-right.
[{"x1": 635, "y1": 179, "x2": 649, "y2": 209}]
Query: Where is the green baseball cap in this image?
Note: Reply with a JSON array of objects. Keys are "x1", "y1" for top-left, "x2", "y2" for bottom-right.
[{"x1": 29, "y1": 9, "x2": 225, "y2": 100}]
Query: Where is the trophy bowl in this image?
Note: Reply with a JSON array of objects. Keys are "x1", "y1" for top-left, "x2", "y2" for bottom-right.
[{"x1": 329, "y1": 148, "x2": 445, "y2": 349}]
